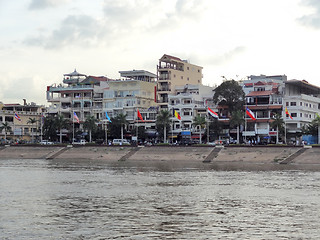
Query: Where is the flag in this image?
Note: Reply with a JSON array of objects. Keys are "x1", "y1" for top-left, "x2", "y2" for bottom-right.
[
  {"x1": 174, "y1": 110, "x2": 181, "y2": 120},
  {"x1": 246, "y1": 107, "x2": 256, "y2": 120},
  {"x1": 105, "y1": 112, "x2": 112, "y2": 122},
  {"x1": 73, "y1": 112, "x2": 80, "y2": 123},
  {"x1": 14, "y1": 112, "x2": 21, "y2": 121},
  {"x1": 208, "y1": 107, "x2": 219, "y2": 119},
  {"x1": 137, "y1": 109, "x2": 144, "y2": 122},
  {"x1": 285, "y1": 107, "x2": 293, "y2": 120}
]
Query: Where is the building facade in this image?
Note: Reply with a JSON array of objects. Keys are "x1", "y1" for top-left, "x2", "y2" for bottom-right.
[
  {"x1": 103, "y1": 70, "x2": 159, "y2": 138},
  {"x1": 168, "y1": 84, "x2": 215, "y2": 142},
  {"x1": 157, "y1": 54, "x2": 203, "y2": 109},
  {"x1": 0, "y1": 100, "x2": 45, "y2": 143}
]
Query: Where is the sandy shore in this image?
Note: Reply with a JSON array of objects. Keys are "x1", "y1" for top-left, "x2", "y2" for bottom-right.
[{"x1": 1, "y1": 145, "x2": 319, "y2": 171}]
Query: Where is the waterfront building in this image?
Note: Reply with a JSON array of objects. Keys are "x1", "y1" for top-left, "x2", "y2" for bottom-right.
[
  {"x1": 284, "y1": 79, "x2": 320, "y2": 143},
  {"x1": 168, "y1": 84, "x2": 215, "y2": 142},
  {"x1": 46, "y1": 69, "x2": 114, "y2": 140},
  {"x1": 103, "y1": 70, "x2": 159, "y2": 139},
  {"x1": 242, "y1": 75, "x2": 286, "y2": 143},
  {"x1": 157, "y1": 54, "x2": 203, "y2": 109},
  {"x1": 0, "y1": 99, "x2": 45, "y2": 143}
]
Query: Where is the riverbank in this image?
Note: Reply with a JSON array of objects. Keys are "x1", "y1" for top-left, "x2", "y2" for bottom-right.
[{"x1": 1, "y1": 145, "x2": 320, "y2": 171}]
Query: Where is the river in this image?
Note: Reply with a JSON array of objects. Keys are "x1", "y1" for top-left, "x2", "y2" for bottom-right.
[{"x1": 0, "y1": 159, "x2": 319, "y2": 239}]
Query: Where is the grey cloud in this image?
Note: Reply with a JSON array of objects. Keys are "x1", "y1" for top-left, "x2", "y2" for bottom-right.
[
  {"x1": 298, "y1": 0, "x2": 320, "y2": 28},
  {"x1": 24, "y1": 0, "x2": 209, "y2": 49},
  {"x1": 195, "y1": 46, "x2": 246, "y2": 66},
  {"x1": 29, "y1": 0, "x2": 68, "y2": 10},
  {"x1": 23, "y1": 15, "x2": 106, "y2": 49}
]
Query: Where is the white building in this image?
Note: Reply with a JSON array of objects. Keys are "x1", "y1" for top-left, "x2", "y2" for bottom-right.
[{"x1": 168, "y1": 84, "x2": 215, "y2": 142}]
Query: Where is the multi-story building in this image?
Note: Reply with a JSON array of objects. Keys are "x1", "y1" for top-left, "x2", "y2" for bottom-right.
[
  {"x1": 0, "y1": 99, "x2": 45, "y2": 143},
  {"x1": 47, "y1": 69, "x2": 112, "y2": 122},
  {"x1": 168, "y1": 84, "x2": 215, "y2": 142},
  {"x1": 103, "y1": 70, "x2": 158, "y2": 138},
  {"x1": 242, "y1": 75, "x2": 286, "y2": 143},
  {"x1": 284, "y1": 79, "x2": 320, "y2": 143},
  {"x1": 157, "y1": 54, "x2": 203, "y2": 109}
]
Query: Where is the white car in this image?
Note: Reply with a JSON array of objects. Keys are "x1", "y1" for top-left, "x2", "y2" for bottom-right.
[
  {"x1": 72, "y1": 139, "x2": 86, "y2": 145},
  {"x1": 40, "y1": 140, "x2": 54, "y2": 145}
]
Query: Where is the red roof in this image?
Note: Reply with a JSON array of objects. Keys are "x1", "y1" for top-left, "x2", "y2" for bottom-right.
[
  {"x1": 246, "y1": 90, "x2": 273, "y2": 97},
  {"x1": 162, "y1": 54, "x2": 182, "y2": 62}
]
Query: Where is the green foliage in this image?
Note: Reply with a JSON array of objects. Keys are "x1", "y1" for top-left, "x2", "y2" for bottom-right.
[
  {"x1": 193, "y1": 115, "x2": 206, "y2": 128},
  {"x1": 230, "y1": 110, "x2": 244, "y2": 128},
  {"x1": 109, "y1": 113, "x2": 128, "y2": 139},
  {"x1": 304, "y1": 114, "x2": 320, "y2": 135},
  {"x1": 213, "y1": 80, "x2": 245, "y2": 115},
  {"x1": 156, "y1": 110, "x2": 171, "y2": 140}
]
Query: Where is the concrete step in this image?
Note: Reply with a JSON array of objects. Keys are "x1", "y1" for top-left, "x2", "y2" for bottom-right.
[
  {"x1": 119, "y1": 147, "x2": 141, "y2": 161},
  {"x1": 45, "y1": 147, "x2": 70, "y2": 159},
  {"x1": 279, "y1": 148, "x2": 308, "y2": 164},
  {"x1": 203, "y1": 146, "x2": 223, "y2": 163}
]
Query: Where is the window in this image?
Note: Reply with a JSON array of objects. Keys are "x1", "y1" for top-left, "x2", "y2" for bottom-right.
[
  {"x1": 181, "y1": 76, "x2": 183, "y2": 79},
  {"x1": 291, "y1": 113, "x2": 297, "y2": 117},
  {"x1": 290, "y1": 102, "x2": 296, "y2": 106},
  {"x1": 187, "y1": 67, "x2": 189, "y2": 70},
  {"x1": 286, "y1": 102, "x2": 289, "y2": 106},
  {"x1": 300, "y1": 102, "x2": 303, "y2": 106},
  {"x1": 300, "y1": 113, "x2": 302, "y2": 117}
]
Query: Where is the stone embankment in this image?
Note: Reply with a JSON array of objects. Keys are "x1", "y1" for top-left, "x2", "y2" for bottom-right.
[{"x1": 0, "y1": 145, "x2": 319, "y2": 170}]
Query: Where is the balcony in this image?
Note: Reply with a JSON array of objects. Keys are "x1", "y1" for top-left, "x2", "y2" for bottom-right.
[
  {"x1": 157, "y1": 87, "x2": 171, "y2": 92},
  {"x1": 60, "y1": 97, "x2": 71, "y2": 103}
]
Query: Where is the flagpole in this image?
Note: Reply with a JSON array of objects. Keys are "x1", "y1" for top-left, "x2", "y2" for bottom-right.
[
  {"x1": 136, "y1": 108, "x2": 139, "y2": 146},
  {"x1": 72, "y1": 111, "x2": 75, "y2": 144},
  {"x1": 172, "y1": 108, "x2": 174, "y2": 144},
  {"x1": 245, "y1": 103, "x2": 247, "y2": 144}
]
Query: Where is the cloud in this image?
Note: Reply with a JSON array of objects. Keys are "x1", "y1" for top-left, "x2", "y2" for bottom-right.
[
  {"x1": 190, "y1": 46, "x2": 246, "y2": 66},
  {"x1": 0, "y1": 76, "x2": 45, "y2": 104},
  {"x1": 23, "y1": 0, "x2": 209, "y2": 49},
  {"x1": 298, "y1": 0, "x2": 320, "y2": 28},
  {"x1": 29, "y1": 0, "x2": 69, "y2": 10},
  {"x1": 23, "y1": 14, "x2": 106, "y2": 49}
]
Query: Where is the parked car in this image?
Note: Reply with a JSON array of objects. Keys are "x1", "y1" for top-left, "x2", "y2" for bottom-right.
[
  {"x1": 40, "y1": 140, "x2": 54, "y2": 145},
  {"x1": 72, "y1": 139, "x2": 86, "y2": 145},
  {"x1": 112, "y1": 139, "x2": 130, "y2": 145}
]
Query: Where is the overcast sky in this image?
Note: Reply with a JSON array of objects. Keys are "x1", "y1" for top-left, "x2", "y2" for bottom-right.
[{"x1": 1, "y1": 0, "x2": 320, "y2": 105}]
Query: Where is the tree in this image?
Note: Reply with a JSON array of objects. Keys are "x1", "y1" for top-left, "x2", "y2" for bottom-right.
[
  {"x1": 0, "y1": 122, "x2": 12, "y2": 143},
  {"x1": 305, "y1": 114, "x2": 320, "y2": 144},
  {"x1": 209, "y1": 118, "x2": 223, "y2": 141},
  {"x1": 27, "y1": 117, "x2": 37, "y2": 143},
  {"x1": 43, "y1": 116, "x2": 57, "y2": 141},
  {"x1": 55, "y1": 115, "x2": 69, "y2": 143},
  {"x1": 156, "y1": 110, "x2": 171, "y2": 143},
  {"x1": 270, "y1": 113, "x2": 284, "y2": 144},
  {"x1": 83, "y1": 115, "x2": 97, "y2": 142},
  {"x1": 109, "y1": 113, "x2": 128, "y2": 142},
  {"x1": 193, "y1": 114, "x2": 206, "y2": 144},
  {"x1": 230, "y1": 110, "x2": 244, "y2": 144},
  {"x1": 213, "y1": 80, "x2": 245, "y2": 116}
]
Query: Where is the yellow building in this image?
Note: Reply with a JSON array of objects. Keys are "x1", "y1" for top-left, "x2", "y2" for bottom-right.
[
  {"x1": 0, "y1": 100, "x2": 45, "y2": 143},
  {"x1": 157, "y1": 54, "x2": 203, "y2": 109}
]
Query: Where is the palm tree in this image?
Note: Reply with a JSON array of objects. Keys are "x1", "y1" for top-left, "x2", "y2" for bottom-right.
[
  {"x1": 156, "y1": 110, "x2": 171, "y2": 143},
  {"x1": 83, "y1": 115, "x2": 97, "y2": 143},
  {"x1": 230, "y1": 110, "x2": 244, "y2": 144},
  {"x1": 116, "y1": 113, "x2": 128, "y2": 143},
  {"x1": 270, "y1": 113, "x2": 284, "y2": 144},
  {"x1": 0, "y1": 122, "x2": 12, "y2": 143},
  {"x1": 55, "y1": 115, "x2": 69, "y2": 143},
  {"x1": 27, "y1": 117, "x2": 37, "y2": 143},
  {"x1": 193, "y1": 114, "x2": 206, "y2": 144}
]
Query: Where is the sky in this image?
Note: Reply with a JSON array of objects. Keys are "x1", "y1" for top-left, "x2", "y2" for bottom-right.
[{"x1": 1, "y1": 0, "x2": 320, "y2": 106}]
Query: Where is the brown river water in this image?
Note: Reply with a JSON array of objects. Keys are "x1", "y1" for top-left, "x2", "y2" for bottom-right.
[{"x1": 0, "y1": 158, "x2": 319, "y2": 239}]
